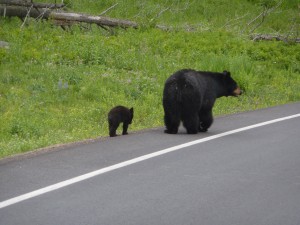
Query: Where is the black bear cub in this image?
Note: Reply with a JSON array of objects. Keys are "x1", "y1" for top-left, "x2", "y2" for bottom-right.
[
  {"x1": 108, "y1": 106, "x2": 134, "y2": 137},
  {"x1": 163, "y1": 69, "x2": 242, "y2": 134}
]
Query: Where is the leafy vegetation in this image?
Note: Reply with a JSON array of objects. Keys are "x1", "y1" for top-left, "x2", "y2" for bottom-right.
[{"x1": 0, "y1": 0, "x2": 299, "y2": 158}]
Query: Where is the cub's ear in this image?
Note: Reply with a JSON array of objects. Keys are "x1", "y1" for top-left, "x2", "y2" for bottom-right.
[
  {"x1": 223, "y1": 70, "x2": 231, "y2": 77},
  {"x1": 130, "y1": 107, "x2": 134, "y2": 113}
]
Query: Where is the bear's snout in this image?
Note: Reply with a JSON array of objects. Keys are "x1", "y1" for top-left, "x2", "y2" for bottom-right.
[{"x1": 233, "y1": 87, "x2": 242, "y2": 96}]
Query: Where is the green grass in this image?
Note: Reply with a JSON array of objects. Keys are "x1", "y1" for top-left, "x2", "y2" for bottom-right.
[{"x1": 0, "y1": 0, "x2": 299, "y2": 158}]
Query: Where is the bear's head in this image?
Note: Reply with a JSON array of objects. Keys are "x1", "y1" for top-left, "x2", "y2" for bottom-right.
[{"x1": 223, "y1": 71, "x2": 242, "y2": 97}]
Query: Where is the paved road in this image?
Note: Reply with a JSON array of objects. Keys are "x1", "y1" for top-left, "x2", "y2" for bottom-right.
[{"x1": 0, "y1": 103, "x2": 300, "y2": 225}]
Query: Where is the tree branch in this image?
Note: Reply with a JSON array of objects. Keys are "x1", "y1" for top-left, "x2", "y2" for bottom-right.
[
  {"x1": 99, "y1": 3, "x2": 118, "y2": 16},
  {"x1": 20, "y1": 4, "x2": 33, "y2": 29},
  {"x1": 245, "y1": 0, "x2": 283, "y2": 33}
]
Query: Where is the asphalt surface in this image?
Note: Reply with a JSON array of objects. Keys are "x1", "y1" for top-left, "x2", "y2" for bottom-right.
[{"x1": 0, "y1": 102, "x2": 300, "y2": 225}]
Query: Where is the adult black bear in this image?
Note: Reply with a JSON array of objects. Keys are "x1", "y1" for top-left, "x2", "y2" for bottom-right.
[
  {"x1": 163, "y1": 69, "x2": 242, "y2": 134},
  {"x1": 108, "y1": 106, "x2": 134, "y2": 137}
]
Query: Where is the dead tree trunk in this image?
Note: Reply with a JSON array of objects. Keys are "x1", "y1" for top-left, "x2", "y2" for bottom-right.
[
  {"x1": 0, "y1": 6, "x2": 51, "y2": 19},
  {"x1": 50, "y1": 12, "x2": 138, "y2": 28},
  {"x1": 0, "y1": 5, "x2": 138, "y2": 29},
  {"x1": 0, "y1": 0, "x2": 64, "y2": 9}
]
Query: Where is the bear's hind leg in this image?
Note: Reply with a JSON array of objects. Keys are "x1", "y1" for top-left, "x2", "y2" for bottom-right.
[
  {"x1": 198, "y1": 110, "x2": 213, "y2": 132},
  {"x1": 164, "y1": 113, "x2": 180, "y2": 134},
  {"x1": 182, "y1": 113, "x2": 199, "y2": 134}
]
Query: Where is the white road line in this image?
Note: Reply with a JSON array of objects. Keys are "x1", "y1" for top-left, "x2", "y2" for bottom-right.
[{"x1": 1, "y1": 113, "x2": 300, "y2": 209}]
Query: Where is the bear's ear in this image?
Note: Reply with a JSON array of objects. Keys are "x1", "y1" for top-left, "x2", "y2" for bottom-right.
[
  {"x1": 130, "y1": 107, "x2": 134, "y2": 114},
  {"x1": 223, "y1": 70, "x2": 231, "y2": 77}
]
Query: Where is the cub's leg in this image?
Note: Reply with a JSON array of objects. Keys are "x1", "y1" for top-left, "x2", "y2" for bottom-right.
[
  {"x1": 109, "y1": 120, "x2": 119, "y2": 137},
  {"x1": 122, "y1": 123, "x2": 129, "y2": 135}
]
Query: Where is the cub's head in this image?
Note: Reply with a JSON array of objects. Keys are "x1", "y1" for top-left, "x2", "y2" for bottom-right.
[{"x1": 222, "y1": 71, "x2": 242, "y2": 97}]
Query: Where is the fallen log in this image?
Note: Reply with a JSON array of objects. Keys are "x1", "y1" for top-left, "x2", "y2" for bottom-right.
[
  {"x1": 251, "y1": 34, "x2": 300, "y2": 43},
  {"x1": 0, "y1": 5, "x2": 51, "y2": 19},
  {"x1": 0, "y1": 0, "x2": 65, "y2": 9},
  {"x1": 0, "y1": 6, "x2": 138, "y2": 29},
  {"x1": 51, "y1": 12, "x2": 138, "y2": 28}
]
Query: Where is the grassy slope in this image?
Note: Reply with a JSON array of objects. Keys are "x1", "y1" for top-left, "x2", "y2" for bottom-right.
[{"x1": 0, "y1": 0, "x2": 299, "y2": 158}]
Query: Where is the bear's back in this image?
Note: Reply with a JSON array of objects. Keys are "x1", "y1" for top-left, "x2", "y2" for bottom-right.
[
  {"x1": 166, "y1": 69, "x2": 209, "y2": 93},
  {"x1": 108, "y1": 106, "x2": 131, "y2": 123}
]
